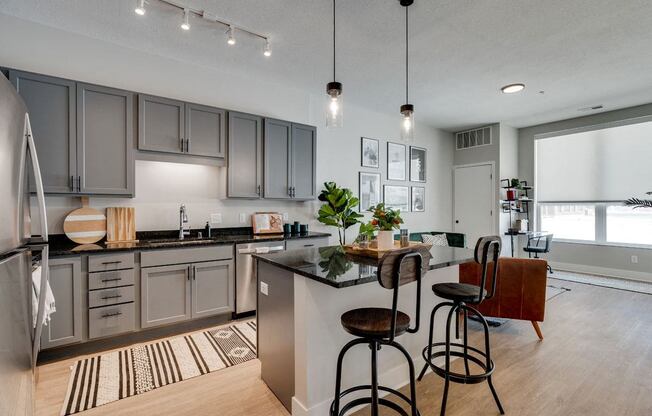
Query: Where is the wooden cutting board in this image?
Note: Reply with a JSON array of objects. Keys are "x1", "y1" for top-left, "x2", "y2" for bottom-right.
[
  {"x1": 106, "y1": 207, "x2": 137, "y2": 243},
  {"x1": 63, "y1": 197, "x2": 107, "y2": 244}
]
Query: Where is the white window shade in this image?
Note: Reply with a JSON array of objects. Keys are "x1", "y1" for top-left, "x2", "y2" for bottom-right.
[{"x1": 536, "y1": 120, "x2": 652, "y2": 202}]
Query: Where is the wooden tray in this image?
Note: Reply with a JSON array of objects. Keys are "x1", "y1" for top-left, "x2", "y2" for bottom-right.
[{"x1": 343, "y1": 241, "x2": 432, "y2": 259}]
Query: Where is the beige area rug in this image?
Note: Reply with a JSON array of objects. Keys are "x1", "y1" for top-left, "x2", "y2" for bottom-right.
[
  {"x1": 549, "y1": 270, "x2": 652, "y2": 295},
  {"x1": 61, "y1": 320, "x2": 256, "y2": 415}
]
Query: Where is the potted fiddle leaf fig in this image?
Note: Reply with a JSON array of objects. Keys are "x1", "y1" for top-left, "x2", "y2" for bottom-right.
[
  {"x1": 368, "y1": 203, "x2": 403, "y2": 250},
  {"x1": 317, "y1": 182, "x2": 364, "y2": 245}
]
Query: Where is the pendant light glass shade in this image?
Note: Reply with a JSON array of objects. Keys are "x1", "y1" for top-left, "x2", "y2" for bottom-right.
[
  {"x1": 326, "y1": 82, "x2": 343, "y2": 128},
  {"x1": 400, "y1": 104, "x2": 414, "y2": 141}
]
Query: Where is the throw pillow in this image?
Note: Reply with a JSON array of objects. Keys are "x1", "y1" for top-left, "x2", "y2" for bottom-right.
[{"x1": 422, "y1": 233, "x2": 449, "y2": 247}]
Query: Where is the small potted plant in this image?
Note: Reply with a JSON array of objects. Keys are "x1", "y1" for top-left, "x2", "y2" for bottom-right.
[
  {"x1": 368, "y1": 203, "x2": 403, "y2": 250},
  {"x1": 506, "y1": 178, "x2": 521, "y2": 201}
]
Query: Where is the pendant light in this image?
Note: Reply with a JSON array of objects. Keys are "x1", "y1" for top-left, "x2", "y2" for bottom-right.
[
  {"x1": 399, "y1": 0, "x2": 414, "y2": 141},
  {"x1": 326, "y1": 0, "x2": 343, "y2": 128}
]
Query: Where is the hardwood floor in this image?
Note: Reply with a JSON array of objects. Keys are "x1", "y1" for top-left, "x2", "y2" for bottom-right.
[{"x1": 35, "y1": 279, "x2": 652, "y2": 416}]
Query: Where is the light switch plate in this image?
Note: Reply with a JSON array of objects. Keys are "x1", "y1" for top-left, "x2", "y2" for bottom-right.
[
  {"x1": 239, "y1": 213, "x2": 247, "y2": 224},
  {"x1": 282, "y1": 212, "x2": 289, "y2": 221},
  {"x1": 631, "y1": 255, "x2": 639, "y2": 264},
  {"x1": 260, "y1": 281, "x2": 269, "y2": 296},
  {"x1": 210, "y1": 213, "x2": 222, "y2": 224}
]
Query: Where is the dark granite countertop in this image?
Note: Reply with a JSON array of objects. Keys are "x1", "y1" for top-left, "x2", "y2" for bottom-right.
[
  {"x1": 47, "y1": 228, "x2": 331, "y2": 257},
  {"x1": 254, "y1": 245, "x2": 475, "y2": 288}
]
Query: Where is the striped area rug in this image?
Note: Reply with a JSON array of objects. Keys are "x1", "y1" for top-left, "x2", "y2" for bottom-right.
[{"x1": 61, "y1": 320, "x2": 256, "y2": 415}]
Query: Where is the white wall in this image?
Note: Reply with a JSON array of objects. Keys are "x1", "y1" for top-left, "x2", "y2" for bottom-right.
[
  {"x1": 519, "y1": 103, "x2": 652, "y2": 282},
  {"x1": 0, "y1": 13, "x2": 454, "y2": 242}
]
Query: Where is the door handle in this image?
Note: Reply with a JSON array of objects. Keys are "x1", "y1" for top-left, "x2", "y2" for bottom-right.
[
  {"x1": 187, "y1": 265, "x2": 191, "y2": 281},
  {"x1": 455, "y1": 220, "x2": 459, "y2": 224},
  {"x1": 192, "y1": 265, "x2": 196, "y2": 280},
  {"x1": 77, "y1": 176, "x2": 82, "y2": 192},
  {"x1": 186, "y1": 138, "x2": 191, "y2": 153}
]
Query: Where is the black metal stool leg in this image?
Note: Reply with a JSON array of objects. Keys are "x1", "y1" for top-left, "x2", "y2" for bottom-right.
[
  {"x1": 386, "y1": 340, "x2": 420, "y2": 416},
  {"x1": 332, "y1": 338, "x2": 366, "y2": 416},
  {"x1": 371, "y1": 341, "x2": 379, "y2": 416},
  {"x1": 440, "y1": 304, "x2": 457, "y2": 416},
  {"x1": 418, "y1": 302, "x2": 451, "y2": 381},
  {"x1": 461, "y1": 304, "x2": 471, "y2": 377}
]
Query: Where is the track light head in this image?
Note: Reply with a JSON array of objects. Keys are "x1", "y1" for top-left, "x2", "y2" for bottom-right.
[
  {"x1": 180, "y1": 9, "x2": 190, "y2": 30},
  {"x1": 135, "y1": 0, "x2": 146, "y2": 15},
  {"x1": 263, "y1": 39, "x2": 272, "y2": 57},
  {"x1": 227, "y1": 26, "x2": 236, "y2": 45}
]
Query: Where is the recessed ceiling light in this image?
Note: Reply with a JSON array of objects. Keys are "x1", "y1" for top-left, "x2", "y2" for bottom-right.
[{"x1": 501, "y1": 83, "x2": 525, "y2": 94}]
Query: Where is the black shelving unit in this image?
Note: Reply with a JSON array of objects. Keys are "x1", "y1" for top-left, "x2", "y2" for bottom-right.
[{"x1": 500, "y1": 179, "x2": 533, "y2": 256}]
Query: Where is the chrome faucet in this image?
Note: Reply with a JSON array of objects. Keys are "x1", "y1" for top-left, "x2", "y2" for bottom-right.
[{"x1": 179, "y1": 204, "x2": 190, "y2": 239}]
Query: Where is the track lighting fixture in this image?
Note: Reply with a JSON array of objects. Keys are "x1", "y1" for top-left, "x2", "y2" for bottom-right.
[
  {"x1": 227, "y1": 26, "x2": 236, "y2": 45},
  {"x1": 263, "y1": 40, "x2": 272, "y2": 57},
  {"x1": 180, "y1": 8, "x2": 190, "y2": 30},
  {"x1": 134, "y1": 0, "x2": 146, "y2": 16}
]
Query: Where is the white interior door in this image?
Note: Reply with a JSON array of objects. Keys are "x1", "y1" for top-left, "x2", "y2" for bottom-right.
[{"x1": 454, "y1": 163, "x2": 494, "y2": 247}]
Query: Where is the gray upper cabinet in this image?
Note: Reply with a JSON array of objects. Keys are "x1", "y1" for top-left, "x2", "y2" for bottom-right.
[
  {"x1": 77, "y1": 83, "x2": 135, "y2": 196},
  {"x1": 228, "y1": 112, "x2": 263, "y2": 198},
  {"x1": 291, "y1": 123, "x2": 317, "y2": 200},
  {"x1": 191, "y1": 260, "x2": 234, "y2": 318},
  {"x1": 9, "y1": 70, "x2": 76, "y2": 194},
  {"x1": 41, "y1": 257, "x2": 82, "y2": 349},
  {"x1": 141, "y1": 264, "x2": 191, "y2": 328},
  {"x1": 138, "y1": 94, "x2": 185, "y2": 154},
  {"x1": 264, "y1": 119, "x2": 292, "y2": 199},
  {"x1": 185, "y1": 103, "x2": 226, "y2": 158}
]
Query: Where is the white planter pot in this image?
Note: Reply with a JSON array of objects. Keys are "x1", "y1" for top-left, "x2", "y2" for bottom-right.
[{"x1": 376, "y1": 230, "x2": 395, "y2": 251}]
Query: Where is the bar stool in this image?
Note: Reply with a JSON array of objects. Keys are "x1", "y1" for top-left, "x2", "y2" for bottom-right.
[
  {"x1": 417, "y1": 236, "x2": 505, "y2": 416},
  {"x1": 330, "y1": 251, "x2": 424, "y2": 416}
]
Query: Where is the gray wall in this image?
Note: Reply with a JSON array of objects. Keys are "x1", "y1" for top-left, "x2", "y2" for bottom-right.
[{"x1": 518, "y1": 104, "x2": 652, "y2": 282}]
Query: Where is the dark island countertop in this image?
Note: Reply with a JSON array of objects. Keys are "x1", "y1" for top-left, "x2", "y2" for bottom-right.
[
  {"x1": 47, "y1": 228, "x2": 331, "y2": 258},
  {"x1": 253, "y1": 245, "x2": 475, "y2": 288}
]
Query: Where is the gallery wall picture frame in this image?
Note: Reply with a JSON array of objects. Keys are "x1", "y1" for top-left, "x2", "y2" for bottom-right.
[
  {"x1": 359, "y1": 172, "x2": 382, "y2": 212},
  {"x1": 411, "y1": 186, "x2": 425, "y2": 212},
  {"x1": 387, "y1": 142, "x2": 407, "y2": 181},
  {"x1": 383, "y1": 185, "x2": 410, "y2": 212},
  {"x1": 410, "y1": 146, "x2": 427, "y2": 182},
  {"x1": 361, "y1": 137, "x2": 380, "y2": 168}
]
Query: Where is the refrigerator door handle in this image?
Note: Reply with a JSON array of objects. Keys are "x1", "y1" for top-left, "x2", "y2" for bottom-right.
[
  {"x1": 25, "y1": 114, "x2": 48, "y2": 242},
  {"x1": 32, "y1": 245, "x2": 49, "y2": 367}
]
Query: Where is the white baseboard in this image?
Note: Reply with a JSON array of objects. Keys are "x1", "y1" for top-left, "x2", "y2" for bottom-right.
[{"x1": 549, "y1": 261, "x2": 652, "y2": 283}]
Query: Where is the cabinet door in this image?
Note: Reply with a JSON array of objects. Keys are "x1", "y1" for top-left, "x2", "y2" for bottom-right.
[
  {"x1": 138, "y1": 94, "x2": 185, "y2": 154},
  {"x1": 227, "y1": 112, "x2": 263, "y2": 198},
  {"x1": 9, "y1": 70, "x2": 76, "y2": 194},
  {"x1": 77, "y1": 83, "x2": 135, "y2": 196},
  {"x1": 191, "y1": 260, "x2": 234, "y2": 319},
  {"x1": 186, "y1": 103, "x2": 226, "y2": 158},
  {"x1": 264, "y1": 118, "x2": 292, "y2": 199},
  {"x1": 41, "y1": 257, "x2": 82, "y2": 349},
  {"x1": 141, "y1": 264, "x2": 191, "y2": 328},
  {"x1": 291, "y1": 123, "x2": 317, "y2": 200}
]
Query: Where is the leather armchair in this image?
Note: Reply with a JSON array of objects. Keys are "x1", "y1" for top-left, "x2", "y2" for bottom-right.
[{"x1": 459, "y1": 257, "x2": 547, "y2": 340}]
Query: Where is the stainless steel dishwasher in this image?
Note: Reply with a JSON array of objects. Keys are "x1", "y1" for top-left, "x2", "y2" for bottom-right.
[{"x1": 235, "y1": 241, "x2": 285, "y2": 315}]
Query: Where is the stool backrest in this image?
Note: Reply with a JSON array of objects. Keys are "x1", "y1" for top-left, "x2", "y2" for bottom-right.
[
  {"x1": 377, "y1": 250, "x2": 425, "y2": 341},
  {"x1": 474, "y1": 236, "x2": 502, "y2": 302}
]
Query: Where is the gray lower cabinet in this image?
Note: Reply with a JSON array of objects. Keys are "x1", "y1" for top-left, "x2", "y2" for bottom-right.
[
  {"x1": 77, "y1": 83, "x2": 135, "y2": 196},
  {"x1": 264, "y1": 119, "x2": 292, "y2": 199},
  {"x1": 9, "y1": 70, "x2": 76, "y2": 194},
  {"x1": 138, "y1": 94, "x2": 185, "y2": 154},
  {"x1": 191, "y1": 260, "x2": 234, "y2": 318},
  {"x1": 185, "y1": 103, "x2": 226, "y2": 158},
  {"x1": 290, "y1": 123, "x2": 317, "y2": 200},
  {"x1": 141, "y1": 264, "x2": 192, "y2": 328},
  {"x1": 227, "y1": 112, "x2": 263, "y2": 198},
  {"x1": 41, "y1": 257, "x2": 82, "y2": 349}
]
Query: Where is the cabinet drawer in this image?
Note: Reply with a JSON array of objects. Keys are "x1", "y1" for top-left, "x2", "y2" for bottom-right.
[
  {"x1": 88, "y1": 286, "x2": 135, "y2": 308},
  {"x1": 140, "y1": 245, "x2": 233, "y2": 267},
  {"x1": 88, "y1": 269, "x2": 135, "y2": 290},
  {"x1": 88, "y1": 303, "x2": 135, "y2": 339},
  {"x1": 285, "y1": 237, "x2": 329, "y2": 251},
  {"x1": 88, "y1": 253, "x2": 134, "y2": 272}
]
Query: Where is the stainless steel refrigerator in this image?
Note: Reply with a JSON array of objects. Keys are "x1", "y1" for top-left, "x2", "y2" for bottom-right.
[{"x1": 0, "y1": 74, "x2": 50, "y2": 416}]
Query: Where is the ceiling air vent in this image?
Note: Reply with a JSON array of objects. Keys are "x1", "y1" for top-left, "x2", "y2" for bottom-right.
[{"x1": 456, "y1": 126, "x2": 492, "y2": 150}]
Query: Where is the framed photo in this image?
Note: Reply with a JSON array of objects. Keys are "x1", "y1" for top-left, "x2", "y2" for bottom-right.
[
  {"x1": 410, "y1": 146, "x2": 426, "y2": 182},
  {"x1": 361, "y1": 137, "x2": 379, "y2": 168},
  {"x1": 359, "y1": 172, "x2": 381, "y2": 212},
  {"x1": 411, "y1": 186, "x2": 425, "y2": 212},
  {"x1": 384, "y1": 185, "x2": 410, "y2": 212},
  {"x1": 387, "y1": 142, "x2": 407, "y2": 181}
]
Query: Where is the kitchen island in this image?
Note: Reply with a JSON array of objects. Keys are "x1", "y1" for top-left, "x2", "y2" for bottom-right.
[{"x1": 254, "y1": 245, "x2": 475, "y2": 416}]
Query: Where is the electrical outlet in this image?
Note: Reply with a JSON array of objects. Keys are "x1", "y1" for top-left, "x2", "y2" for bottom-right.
[
  {"x1": 239, "y1": 213, "x2": 247, "y2": 224},
  {"x1": 210, "y1": 213, "x2": 222, "y2": 224},
  {"x1": 260, "y1": 281, "x2": 269, "y2": 296},
  {"x1": 631, "y1": 255, "x2": 638, "y2": 264},
  {"x1": 282, "y1": 212, "x2": 289, "y2": 221}
]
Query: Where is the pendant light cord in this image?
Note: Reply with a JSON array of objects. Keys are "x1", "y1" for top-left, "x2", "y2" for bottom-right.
[
  {"x1": 405, "y1": 4, "x2": 409, "y2": 104},
  {"x1": 333, "y1": 0, "x2": 336, "y2": 82}
]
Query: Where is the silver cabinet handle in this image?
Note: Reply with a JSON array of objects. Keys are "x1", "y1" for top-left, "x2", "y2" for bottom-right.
[
  {"x1": 187, "y1": 265, "x2": 191, "y2": 281},
  {"x1": 77, "y1": 175, "x2": 82, "y2": 192},
  {"x1": 186, "y1": 138, "x2": 191, "y2": 153},
  {"x1": 180, "y1": 137, "x2": 185, "y2": 152},
  {"x1": 101, "y1": 277, "x2": 122, "y2": 283},
  {"x1": 192, "y1": 265, "x2": 196, "y2": 280},
  {"x1": 101, "y1": 294, "x2": 123, "y2": 300},
  {"x1": 257, "y1": 185, "x2": 261, "y2": 196},
  {"x1": 25, "y1": 118, "x2": 49, "y2": 241},
  {"x1": 101, "y1": 260, "x2": 122, "y2": 265},
  {"x1": 101, "y1": 312, "x2": 122, "y2": 318},
  {"x1": 70, "y1": 175, "x2": 75, "y2": 190}
]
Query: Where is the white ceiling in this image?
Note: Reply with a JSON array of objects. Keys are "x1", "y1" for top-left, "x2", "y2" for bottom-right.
[{"x1": 2, "y1": 0, "x2": 652, "y2": 131}]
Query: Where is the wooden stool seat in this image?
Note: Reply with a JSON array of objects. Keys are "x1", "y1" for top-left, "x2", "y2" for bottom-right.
[
  {"x1": 432, "y1": 282, "x2": 487, "y2": 303},
  {"x1": 341, "y1": 308, "x2": 411, "y2": 339}
]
